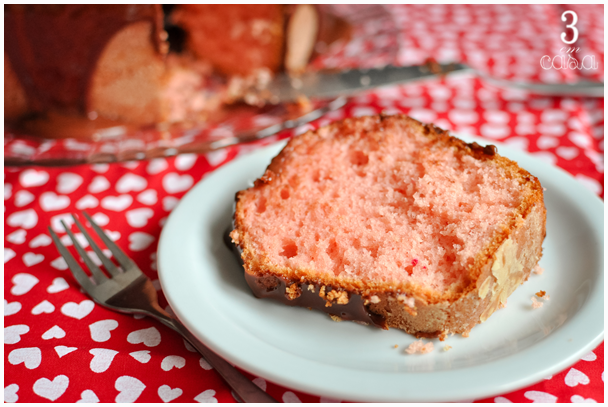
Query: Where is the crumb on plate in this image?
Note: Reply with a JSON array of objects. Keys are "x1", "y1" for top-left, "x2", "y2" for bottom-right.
[
  {"x1": 405, "y1": 339, "x2": 434, "y2": 354},
  {"x1": 533, "y1": 264, "x2": 544, "y2": 275},
  {"x1": 531, "y1": 296, "x2": 543, "y2": 309}
]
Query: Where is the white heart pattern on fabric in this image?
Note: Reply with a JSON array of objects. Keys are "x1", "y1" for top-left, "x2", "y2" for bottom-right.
[
  {"x1": 23, "y1": 252, "x2": 44, "y2": 267},
  {"x1": 7, "y1": 209, "x2": 39, "y2": 229},
  {"x1": 19, "y1": 169, "x2": 49, "y2": 187},
  {"x1": 11, "y1": 273, "x2": 39, "y2": 295},
  {"x1": 524, "y1": 390, "x2": 558, "y2": 403},
  {"x1": 282, "y1": 391, "x2": 302, "y2": 403},
  {"x1": 128, "y1": 232, "x2": 155, "y2": 251},
  {"x1": 571, "y1": 395, "x2": 597, "y2": 403},
  {"x1": 77, "y1": 389, "x2": 100, "y2": 403},
  {"x1": 50, "y1": 213, "x2": 75, "y2": 233},
  {"x1": 101, "y1": 195, "x2": 133, "y2": 212},
  {"x1": 61, "y1": 300, "x2": 95, "y2": 320},
  {"x1": 565, "y1": 368, "x2": 590, "y2": 387},
  {"x1": 448, "y1": 109, "x2": 479, "y2": 124},
  {"x1": 480, "y1": 123, "x2": 510, "y2": 139},
  {"x1": 162, "y1": 173, "x2": 193, "y2": 194},
  {"x1": 33, "y1": 375, "x2": 69, "y2": 401},
  {"x1": 536, "y1": 136, "x2": 559, "y2": 150},
  {"x1": 40, "y1": 192, "x2": 71, "y2": 212},
  {"x1": 57, "y1": 173, "x2": 83, "y2": 194},
  {"x1": 91, "y1": 212, "x2": 110, "y2": 226},
  {"x1": 162, "y1": 196, "x2": 179, "y2": 212},
  {"x1": 129, "y1": 350, "x2": 151, "y2": 364},
  {"x1": 147, "y1": 158, "x2": 168, "y2": 175},
  {"x1": 137, "y1": 189, "x2": 158, "y2": 205},
  {"x1": 537, "y1": 122, "x2": 566, "y2": 137},
  {"x1": 30, "y1": 234, "x2": 52, "y2": 248},
  {"x1": 75, "y1": 195, "x2": 99, "y2": 210},
  {"x1": 7, "y1": 229, "x2": 27, "y2": 244},
  {"x1": 126, "y1": 208, "x2": 154, "y2": 228},
  {"x1": 541, "y1": 109, "x2": 567, "y2": 122},
  {"x1": 92, "y1": 163, "x2": 109, "y2": 173},
  {"x1": 32, "y1": 300, "x2": 55, "y2": 315},
  {"x1": 569, "y1": 132, "x2": 592, "y2": 149},
  {"x1": 199, "y1": 357, "x2": 213, "y2": 370},
  {"x1": 5, "y1": 299, "x2": 22, "y2": 316},
  {"x1": 581, "y1": 351, "x2": 597, "y2": 362},
  {"x1": 122, "y1": 161, "x2": 139, "y2": 170},
  {"x1": 493, "y1": 396, "x2": 512, "y2": 403},
  {"x1": 158, "y1": 385, "x2": 183, "y2": 403},
  {"x1": 555, "y1": 146, "x2": 579, "y2": 160},
  {"x1": 42, "y1": 325, "x2": 66, "y2": 340},
  {"x1": 5, "y1": 248, "x2": 17, "y2": 263},
  {"x1": 115, "y1": 376, "x2": 146, "y2": 403},
  {"x1": 89, "y1": 348, "x2": 119, "y2": 373},
  {"x1": 206, "y1": 149, "x2": 228, "y2": 167},
  {"x1": 116, "y1": 173, "x2": 148, "y2": 193},
  {"x1": 252, "y1": 378, "x2": 267, "y2": 391},
  {"x1": 47, "y1": 277, "x2": 69, "y2": 293},
  {"x1": 104, "y1": 230, "x2": 121, "y2": 242},
  {"x1": 54, "y1": 345, "x2": 78, "y2": 358},
  {"x1": 408, "y1": 108, "x2": 437, "y2": 124},
  {"x1": 484, "y1": 110, "x2": 510, "y2": 124},
  {"x1": 175, "y1": 153, "x2": 198, "y2": 171},
  {"x1": 50, "y1": 257, "x2": 68, "y2": 270},
  {"x1": 161, "y1": 355, "x2": 186, "y2": 371},
  {"x1": 8, "y1": 347, "x2": 41, "y2": 369},
  {"x1": 5, "y1": 383, "x2": 19, "y2": 403},
  {"x1": 89, "y1": 319, "x2": 119, "y2": 342},
  {"x1": 127, "y1": 327, "x2": 161, "y2": 347},
  {"x1": 194, "y1": 389, "x2": 218, "y2": 403},
  {"x1": 14, "y1": 190, "x2": 35, "y2": 207},
  {"x1": 89, "y1": 176, "x2": 111, "y2": 193},
  {"x1": 5, "y1": 325, "x2": 30, "y2": 344}
]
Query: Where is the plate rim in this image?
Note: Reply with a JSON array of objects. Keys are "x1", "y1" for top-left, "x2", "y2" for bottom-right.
[{"x1": 158, "y1": 135, "x2": 604, "y2": 402}]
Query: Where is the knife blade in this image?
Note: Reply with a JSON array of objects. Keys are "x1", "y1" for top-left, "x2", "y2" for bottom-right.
[{"x1": 266, "y1": 63, "x2": 473, "y2": 102}]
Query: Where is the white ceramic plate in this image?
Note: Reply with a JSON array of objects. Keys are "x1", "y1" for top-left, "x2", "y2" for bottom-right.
[{"x1": 158, "y1": 135, "x2": 604, "y2": 402}]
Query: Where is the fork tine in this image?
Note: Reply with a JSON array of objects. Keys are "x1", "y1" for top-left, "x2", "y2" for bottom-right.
[
  {"x1": 72, "y1": 214, "x2": 121, "y2": 277},
  {"x1": 48, "y1": 226, "x2": 96, "y2": 293},
  {"x1": 82, "y1": 211, "x2": 135, "y2": 270},
  {"x1": 61, "y1": 220, "x2": 109, "y2": 285}
]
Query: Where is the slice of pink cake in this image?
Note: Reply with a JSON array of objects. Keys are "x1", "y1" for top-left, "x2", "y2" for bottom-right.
[{"x1": 230, "y1": 115, "x2": 546, "y2": 339}]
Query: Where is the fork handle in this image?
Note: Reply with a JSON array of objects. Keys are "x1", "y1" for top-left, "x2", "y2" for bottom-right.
[{"x1": 153, "y1": 313, "x2": 277, "y2": 403}]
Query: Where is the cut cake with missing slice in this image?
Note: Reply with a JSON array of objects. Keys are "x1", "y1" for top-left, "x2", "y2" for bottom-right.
[{"x1": 230, "y1": 115, "x2": 546, "y2": 339}]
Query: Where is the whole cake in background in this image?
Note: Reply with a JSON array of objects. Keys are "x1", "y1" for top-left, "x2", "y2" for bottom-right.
[
  {"x1": 4, "y1": 4, "x2": 349, "y2": 135},
  {"x1": 230, "y1": 115, "x2": 547, "y2": 339}
]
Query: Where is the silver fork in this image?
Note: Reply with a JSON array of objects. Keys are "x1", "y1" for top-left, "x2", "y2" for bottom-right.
[{"x1": 49, "y1": 212, "x2": 276, "y2": 403}]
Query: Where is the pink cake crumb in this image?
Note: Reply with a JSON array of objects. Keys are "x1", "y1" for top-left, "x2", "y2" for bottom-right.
[
  {"x1": 531, "y1": 296, "x2": 543, "y2": 309},
  {"x1": 405, "y1": 340, "x2": 434, "y2": 354},
  {"x1": 533, "y1": 264, "x2": 544, "y2": 275}
]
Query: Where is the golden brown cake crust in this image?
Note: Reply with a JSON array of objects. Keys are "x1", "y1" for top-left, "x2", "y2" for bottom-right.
[{"x1": 231, "y1": 115, "x2": 546, "y2": 338}]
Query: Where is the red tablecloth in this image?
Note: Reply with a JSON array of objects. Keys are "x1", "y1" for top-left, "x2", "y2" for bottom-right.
[{"x1": 4, "y1": 4, "x2": 604, "y2": 403}]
